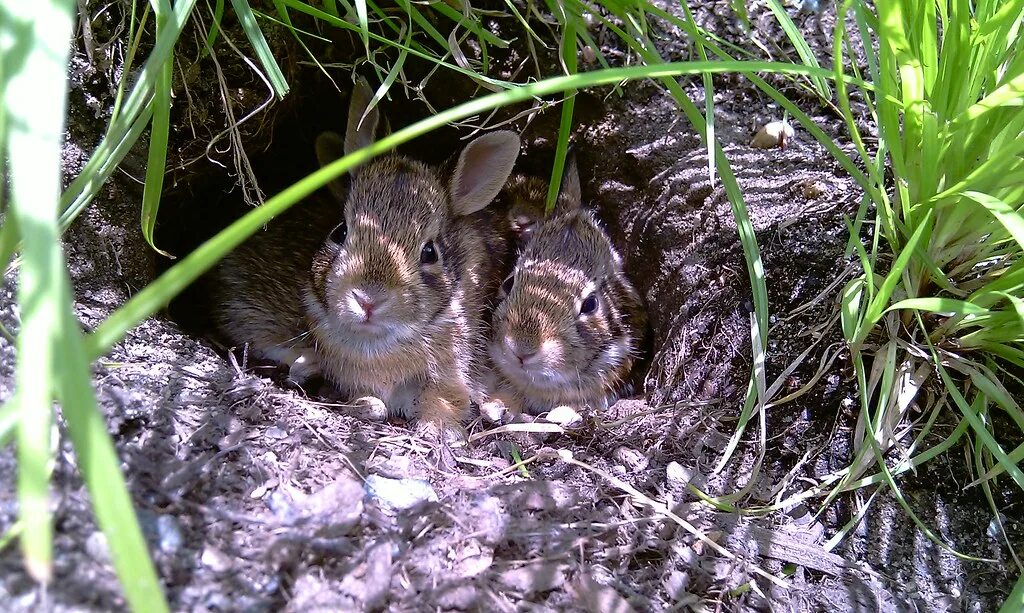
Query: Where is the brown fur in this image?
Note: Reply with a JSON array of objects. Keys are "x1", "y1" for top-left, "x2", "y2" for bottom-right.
[
  {"x1": 488, "y1": 160, "x2": 647, "y2": 415},
  {"x1": 211, "y1": 78, "x2": 520, "y2": 435}
]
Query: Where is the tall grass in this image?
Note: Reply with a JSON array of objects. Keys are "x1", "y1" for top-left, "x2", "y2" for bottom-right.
[
  {"x1": 830, "y1": 0, "x2": 1024, "y2": 562},
  {"x1": 698, "y1": 0, "x2": 1024, "y2": 584},
  {"x1": 1, "y1": 0, "x2": 167, "y2": 610}
]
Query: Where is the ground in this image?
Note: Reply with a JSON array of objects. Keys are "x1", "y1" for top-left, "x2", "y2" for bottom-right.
[{"x1": 0, "y1": 0, "x2": 1018, "y2": 611}]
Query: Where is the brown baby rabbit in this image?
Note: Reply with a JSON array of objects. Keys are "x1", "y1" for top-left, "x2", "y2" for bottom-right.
[
  {"x1": 486, "y1": 158, "x2": 647, "y2": 418},
  {"x1": 496, "y1": 170, "x2": 583, "y2": 247},
  {"x1": 213, "y1": 77, "x2": 521, "y2": 436}
]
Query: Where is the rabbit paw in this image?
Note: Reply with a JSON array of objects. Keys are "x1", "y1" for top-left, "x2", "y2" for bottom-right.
[
  {"x1": 285, "y1": 351, "x2": 322, "y2": 387},
  {"x1": 350, "y1": 395, "x2": 389, "y2": 422},
  {"x1": 414, "y1": 418, "x2": 464, "y2": 445},
  {"x1": 479, "y1": 398, "x2": 509, "y2": 424},
  {"x1": 544, "y1": 405, "x2": 583, "y2": 427}
]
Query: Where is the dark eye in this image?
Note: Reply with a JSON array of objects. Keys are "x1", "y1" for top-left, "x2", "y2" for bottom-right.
[
  {"x1": 420, "y1": 240, "x2": 438, "y2": 264},
  {"x1": 328, "y1": 221, "x2": 347, "y2": 245},
  {"x1": 580, "y1": 293, "x2": 599, "y2": 315},
  {"x1": 501, "y1": 275, "x2": 515, "y2": 294}
]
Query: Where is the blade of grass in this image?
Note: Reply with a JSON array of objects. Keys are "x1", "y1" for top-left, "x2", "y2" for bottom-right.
[
  {"x1": 1001, "y1": 562, "x2": 1024, "y2": 612},
  {"x1": 4, "y1": 1, "x2": 171, "y2": 605},
  {"x1": 2, "y1": 0, "x2": 78, "y2": 583},
  {"x1": 203, "y1": 0, "x2": 225, "y2": 51},
  {"x1": 55, "y1": 287, "x2": 170, "y2": 611},
  {"x1": 140, "y1": 0, "x2": 174, "y2": 258},
  {"x1": 354, "y1": 0, "x2": 369, "y2": 55},
  {"x1": 276, "y1": 0, "x2": 514, "y2": 90},
  {"x1": 229, "y1": 0, "x2": 289, "y2": 98},
  {"x1": 545, "y1": 0, "x2": 578, "y2": 212},
  {"x1": 679, "y1": 0, "x2": 717, "y2": 187},
  {"x1": 58, "y1": 0, "x2": 196, "y2": 230},
  {"x1": 360, "y1": 20, "x2": 412, "y2": 125},
  {"x1": 765, "y1": 0, "x2": 831, "y2": 99}
]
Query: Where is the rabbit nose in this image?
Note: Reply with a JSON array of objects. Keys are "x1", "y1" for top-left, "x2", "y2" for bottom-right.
[
  {"x1": 504, "y1": 335, "x2": 538, "y2": 365},
  {"x1": 351, "y1": 288, "x2": 387, "y2": 319}
]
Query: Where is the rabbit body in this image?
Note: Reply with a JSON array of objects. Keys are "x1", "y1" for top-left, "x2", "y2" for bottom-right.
[
  {"x1": 212, "y1": 79, "x2": 520, "y2": 433},
  {"x1": 488, "y1": 161, "x2": 647, "y2": 416}
]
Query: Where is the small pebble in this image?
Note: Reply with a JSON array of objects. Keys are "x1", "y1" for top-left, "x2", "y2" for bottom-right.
[
  {"x1": 201, "y1": 545, "x2": 234, "y2": 573},
  {"x1": 666, "y1": 461, "x2": 694, "y2": 485},
  {"x1": 155, "y1": 515, "x2": 184, "y2": 555},
  {"x1": 479, "y1": 399, "x2": 507, "y2": 423},
  {"x1": 85, "y1": 531, "x2": 110, "y2": 563},
  {"x1": 364, "y1": 475, "x2": 438, "y2": 512},
  {"x1": 264, "y1": 426, "x2": 288, "y2": 440},
  {"x1": 352, "y1": 395, "x2": 389, "y2": 421}
]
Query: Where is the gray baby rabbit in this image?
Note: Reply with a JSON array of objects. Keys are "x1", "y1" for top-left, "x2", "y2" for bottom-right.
[
  {"x1": 212, "y1": 77, "x2": 521, "y2": 435},
  {"x1": 486, "y1": 158, "x2": 647, "y2": 417}
]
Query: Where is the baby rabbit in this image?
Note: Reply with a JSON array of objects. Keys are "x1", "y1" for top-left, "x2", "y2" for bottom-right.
[
  {"x1": 212, "y1": 77, "x2": 521, "y2": 436},
  {"x1": 487, "y1": 158, "x2": 647, "y2": 418},
  {"x1": 496, "y1": 171, "x2": 583, "y2": 247},
  {"x1": 496, "y1": 174, "x2": 548, "y2": 244}
]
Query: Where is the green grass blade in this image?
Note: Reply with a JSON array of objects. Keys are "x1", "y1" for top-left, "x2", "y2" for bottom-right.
[
  {"x1": 885, "y1": 297, "x2": 988, "y2": 316},
  {"x1": 765, "y1": 0, "x2": 831, "y2": 99},
  {"x1": 141, "y1": 0, "x2": 174, "y2": 258},
  {"x1": 1000, "y1": 568, "x2": 1024, "y2": 611},
  {"x1": 961, "y1": 191, "x2": 1024, "y2": 252},
  {"x1": 679, "y1": 0, "x2": 716, "y2": 186},
  {"x1": 229, "y1": 0, "x2": 289, "y2": 98},
  {"x1": 858, "y1": 210, "x2": 934, "y2": 340},
  {"x1": 354, "y1": 0, "x2": 369, "y2": 55},
  {"x1": 546, "y1": 1, "x2": 578, "y2": 213},
  {"x1": 55, "y1": 299, "x2": 170, "y2": 611},
  {"x1": 276, "y1": 0, "x2": 514, "y2": 90},
  {"x1": 58, "y1": 0, "x2": 196, "y2": 230},
  {"x1": 361, "y1": 21, "x2": 412, "y2": 124},
  {"x1": 203, "y1": 0, "x2": 226, "y2": 50},
  {"x1": 2, "y1": 0, "x2": 78, "y2": 583}
]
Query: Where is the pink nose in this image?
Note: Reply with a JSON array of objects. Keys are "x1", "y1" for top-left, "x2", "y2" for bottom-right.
[
  {"x1": 352, "y1": 289, "x2": 384, "y2": 319},
  {"x1": 504, "y1": 336, "x2": 538, "y2": 365}
]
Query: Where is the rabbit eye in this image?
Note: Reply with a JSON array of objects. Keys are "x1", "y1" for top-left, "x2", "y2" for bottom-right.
[
  {"x1": 328, "y1": 221, "x2": 347, "y2": 245},
  {"x1": 420, "y1": 240, "x2": 439, "y2": 264},
  {"x1": 580, "y1": 293, "x2": 599, "y2": 316},
  {"x1": 501, "y1": 275, "x2": 515, "y2": 294}
]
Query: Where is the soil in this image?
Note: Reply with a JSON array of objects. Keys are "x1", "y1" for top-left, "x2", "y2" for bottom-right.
[{"x1": 0, "y1": 1, "x2": 1019, "y2": 611}]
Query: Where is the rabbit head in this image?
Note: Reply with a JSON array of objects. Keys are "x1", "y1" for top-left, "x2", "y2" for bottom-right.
[
  {"x1": 489, "y1": 157, "x2": 645, "y2": 412},
  {"x1": 306, "y1": 78, "x2": 520, "y2": 362},
  {"x1": 498, "y1": 161, "x2": 582, "y2": 246}
]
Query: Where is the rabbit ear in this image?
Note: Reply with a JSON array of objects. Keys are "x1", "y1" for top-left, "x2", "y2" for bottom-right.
[
  {"x1": 559, "y1": 153, "x2": 582, "y2": 210},
  {"x1": 552, "y1": 152, "x2": 582, "y2": 215},
  {"x1": 315, "y1": 131, "x2": 348, "y2": 201},
  {"x1": 451, "y1": 131, "x2": 521, "y2": 216},
  {"x1": 344, "y1": 77, "x2": 380, "y2": 173}
]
